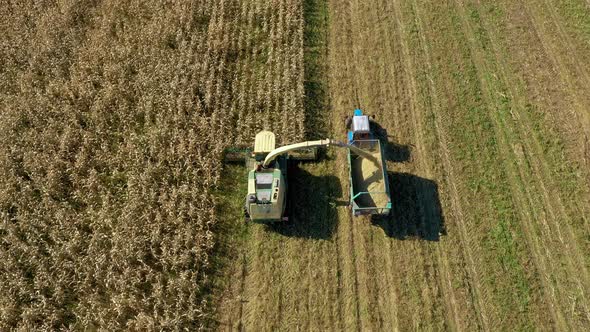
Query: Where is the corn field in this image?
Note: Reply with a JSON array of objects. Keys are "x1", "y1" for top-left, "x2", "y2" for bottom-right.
[{"x1": 0, "y1": 0, "x2": 304, "y2": 329}]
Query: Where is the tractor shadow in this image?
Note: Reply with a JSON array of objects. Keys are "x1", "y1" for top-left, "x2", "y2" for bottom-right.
[
  {"x1": 268, "y1": 165, "x2": 341, "y2": 240},
  {"x1": 371, "y1": 120, "x2": 412, "y2": 163}
]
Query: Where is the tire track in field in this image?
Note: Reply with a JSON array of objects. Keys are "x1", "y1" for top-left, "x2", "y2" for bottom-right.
[
  {"x1": 504, "y1": 0, "x2": 590, "y2": 324},
  {"x1": 453, "y1": 0, "x2": 590, "y2": 328},
  {"x1": 334, "y1": 221, "x2": 346, "y2": 332},
  {"x1": 445, "y1": 2, "x2": 566, "y2": 328},
  {"x1": 326, "y1": 2, "x2": 363, "y2": 329},
  {"x1": 536, "y1": 0, "x2": 590, "y2": 89},
  {"x1": 353, "y1": 0, "x2": 468, "y2": 328},
  {"x1": 389, "y1": 2, "x2": 463, "y2": 330},
  {"x1": 406, "y1": 1, "x2": 492, "y2": 330},
  {"x1": 518, "y1": 0, "x2": 590, "y2": 220},
  {"x1": 346, "y1": 0, "x2": 444, "y2": 328},
  {"x1": 339, "y1": 43, "x2": 365, "y2": 330},
  {"x1": 347, "y1": 1, "x2": 412, "y2": 329},
  {"x1": 348, "y1": 0, "x2": 467, "y2": 329},
  {"x1": 495, "y1": 0, "x2": 590, "y2": 226},
  {"x1": 242, "y1": 229, "x2": 288, "y2": 329},
  {"x1": 333, "y1": 2, "x2": 402, "y2": 329},
  {"x1": 477, "y1": 1, "x2": 590, "y2": 325},
  {"x1": 488, "y1": 1, "x2": 590, "y2": 187},
  {"x1": 371, "y1": 3, "x2": 449, "y2": 329},
  {"x1": 345, "y1": 1, "x2": 406, "y2": 329},
  {"x1": 384, "y1": 1, "x2": 474, "y2": 330},
  {"x1": 360, "y1": 2, "x2": 405, "y2": 329},
  {"x1": 521, "y1": 0, "x2": 590, "y2": 142}
]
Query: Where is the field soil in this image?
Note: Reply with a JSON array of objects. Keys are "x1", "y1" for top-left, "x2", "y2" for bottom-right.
[{"x1": 216, "y1": 0, "x2": 590, "y2": 330}]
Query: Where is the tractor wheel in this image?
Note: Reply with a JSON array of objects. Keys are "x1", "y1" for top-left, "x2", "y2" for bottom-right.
[{"x1": 344, "y1": 116, "x2": 352, "y2": 130}]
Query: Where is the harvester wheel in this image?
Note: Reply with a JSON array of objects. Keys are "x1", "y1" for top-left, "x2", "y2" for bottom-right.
[{"x1": 243, "y1": 207, "x2": 251, "y2": 223}]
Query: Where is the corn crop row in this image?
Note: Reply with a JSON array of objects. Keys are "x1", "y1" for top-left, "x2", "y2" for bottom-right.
[{"x1": 0, "y1": 0, "x2": 304, "y2": 329}]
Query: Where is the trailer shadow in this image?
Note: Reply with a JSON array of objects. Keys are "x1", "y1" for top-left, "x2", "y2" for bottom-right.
[
  {"x1": 372, "y1": 172, "x2": 446, "y2": 241},
  {"x1": 383, "y1": 141, "x2": 412, "y2": 163},
  {"x1": 267, "y1": 165, "x2": 341, "y2": 240}
]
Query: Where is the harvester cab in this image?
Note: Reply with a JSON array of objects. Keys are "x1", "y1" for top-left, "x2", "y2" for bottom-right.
[{"x1": 244, "y1": 131, "x2": 289, "y2": 222}]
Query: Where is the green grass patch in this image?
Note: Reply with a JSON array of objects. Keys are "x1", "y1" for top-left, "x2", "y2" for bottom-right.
[
  {"x1": 403, "y1": 1, "x2": 535, "y2": 328},
  {"x1": 481, "y1": 0, "x2": 590, "y2": 265},
  {"x1": 555, "y1": 0, "x2": 590, "y2": 44}
]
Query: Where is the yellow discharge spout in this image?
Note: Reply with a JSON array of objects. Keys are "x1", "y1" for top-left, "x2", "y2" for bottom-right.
[{"x1": 262, "y1": 139, "x2": 380, "y2": 168}]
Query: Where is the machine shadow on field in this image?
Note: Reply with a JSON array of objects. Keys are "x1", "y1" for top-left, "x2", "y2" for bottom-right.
[
  {"x1": 268, "y1": 164, "x2": 341, "y2": 239},
  {"x1": 371, "y1": 121, "x2": 412, "y2": 163},
  {"x1": 372, "y1": 172, "x2": 446, "y2": 241},
  {"x1": 369, "y1": 121, "x2": 445, "y2": 241}
]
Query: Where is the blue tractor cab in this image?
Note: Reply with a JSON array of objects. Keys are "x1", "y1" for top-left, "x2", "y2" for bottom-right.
[{"x1": 347, "y1": 109, "x2": 373, "y2": 143}]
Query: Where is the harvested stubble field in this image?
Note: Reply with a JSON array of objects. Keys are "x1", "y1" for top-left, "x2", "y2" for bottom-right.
[{"x1": 1, "y1": 0, "x2": 590, "y2": 331}]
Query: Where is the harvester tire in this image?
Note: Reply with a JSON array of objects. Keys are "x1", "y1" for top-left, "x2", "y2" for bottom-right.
[{"x1": 243, "y1": 207, "x2": 251, "y2": 223}]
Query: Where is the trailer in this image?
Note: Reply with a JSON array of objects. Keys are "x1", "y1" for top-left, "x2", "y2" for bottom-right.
[{"x1": 346, "y1": 109, "x2": 392, "y2": 216}]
